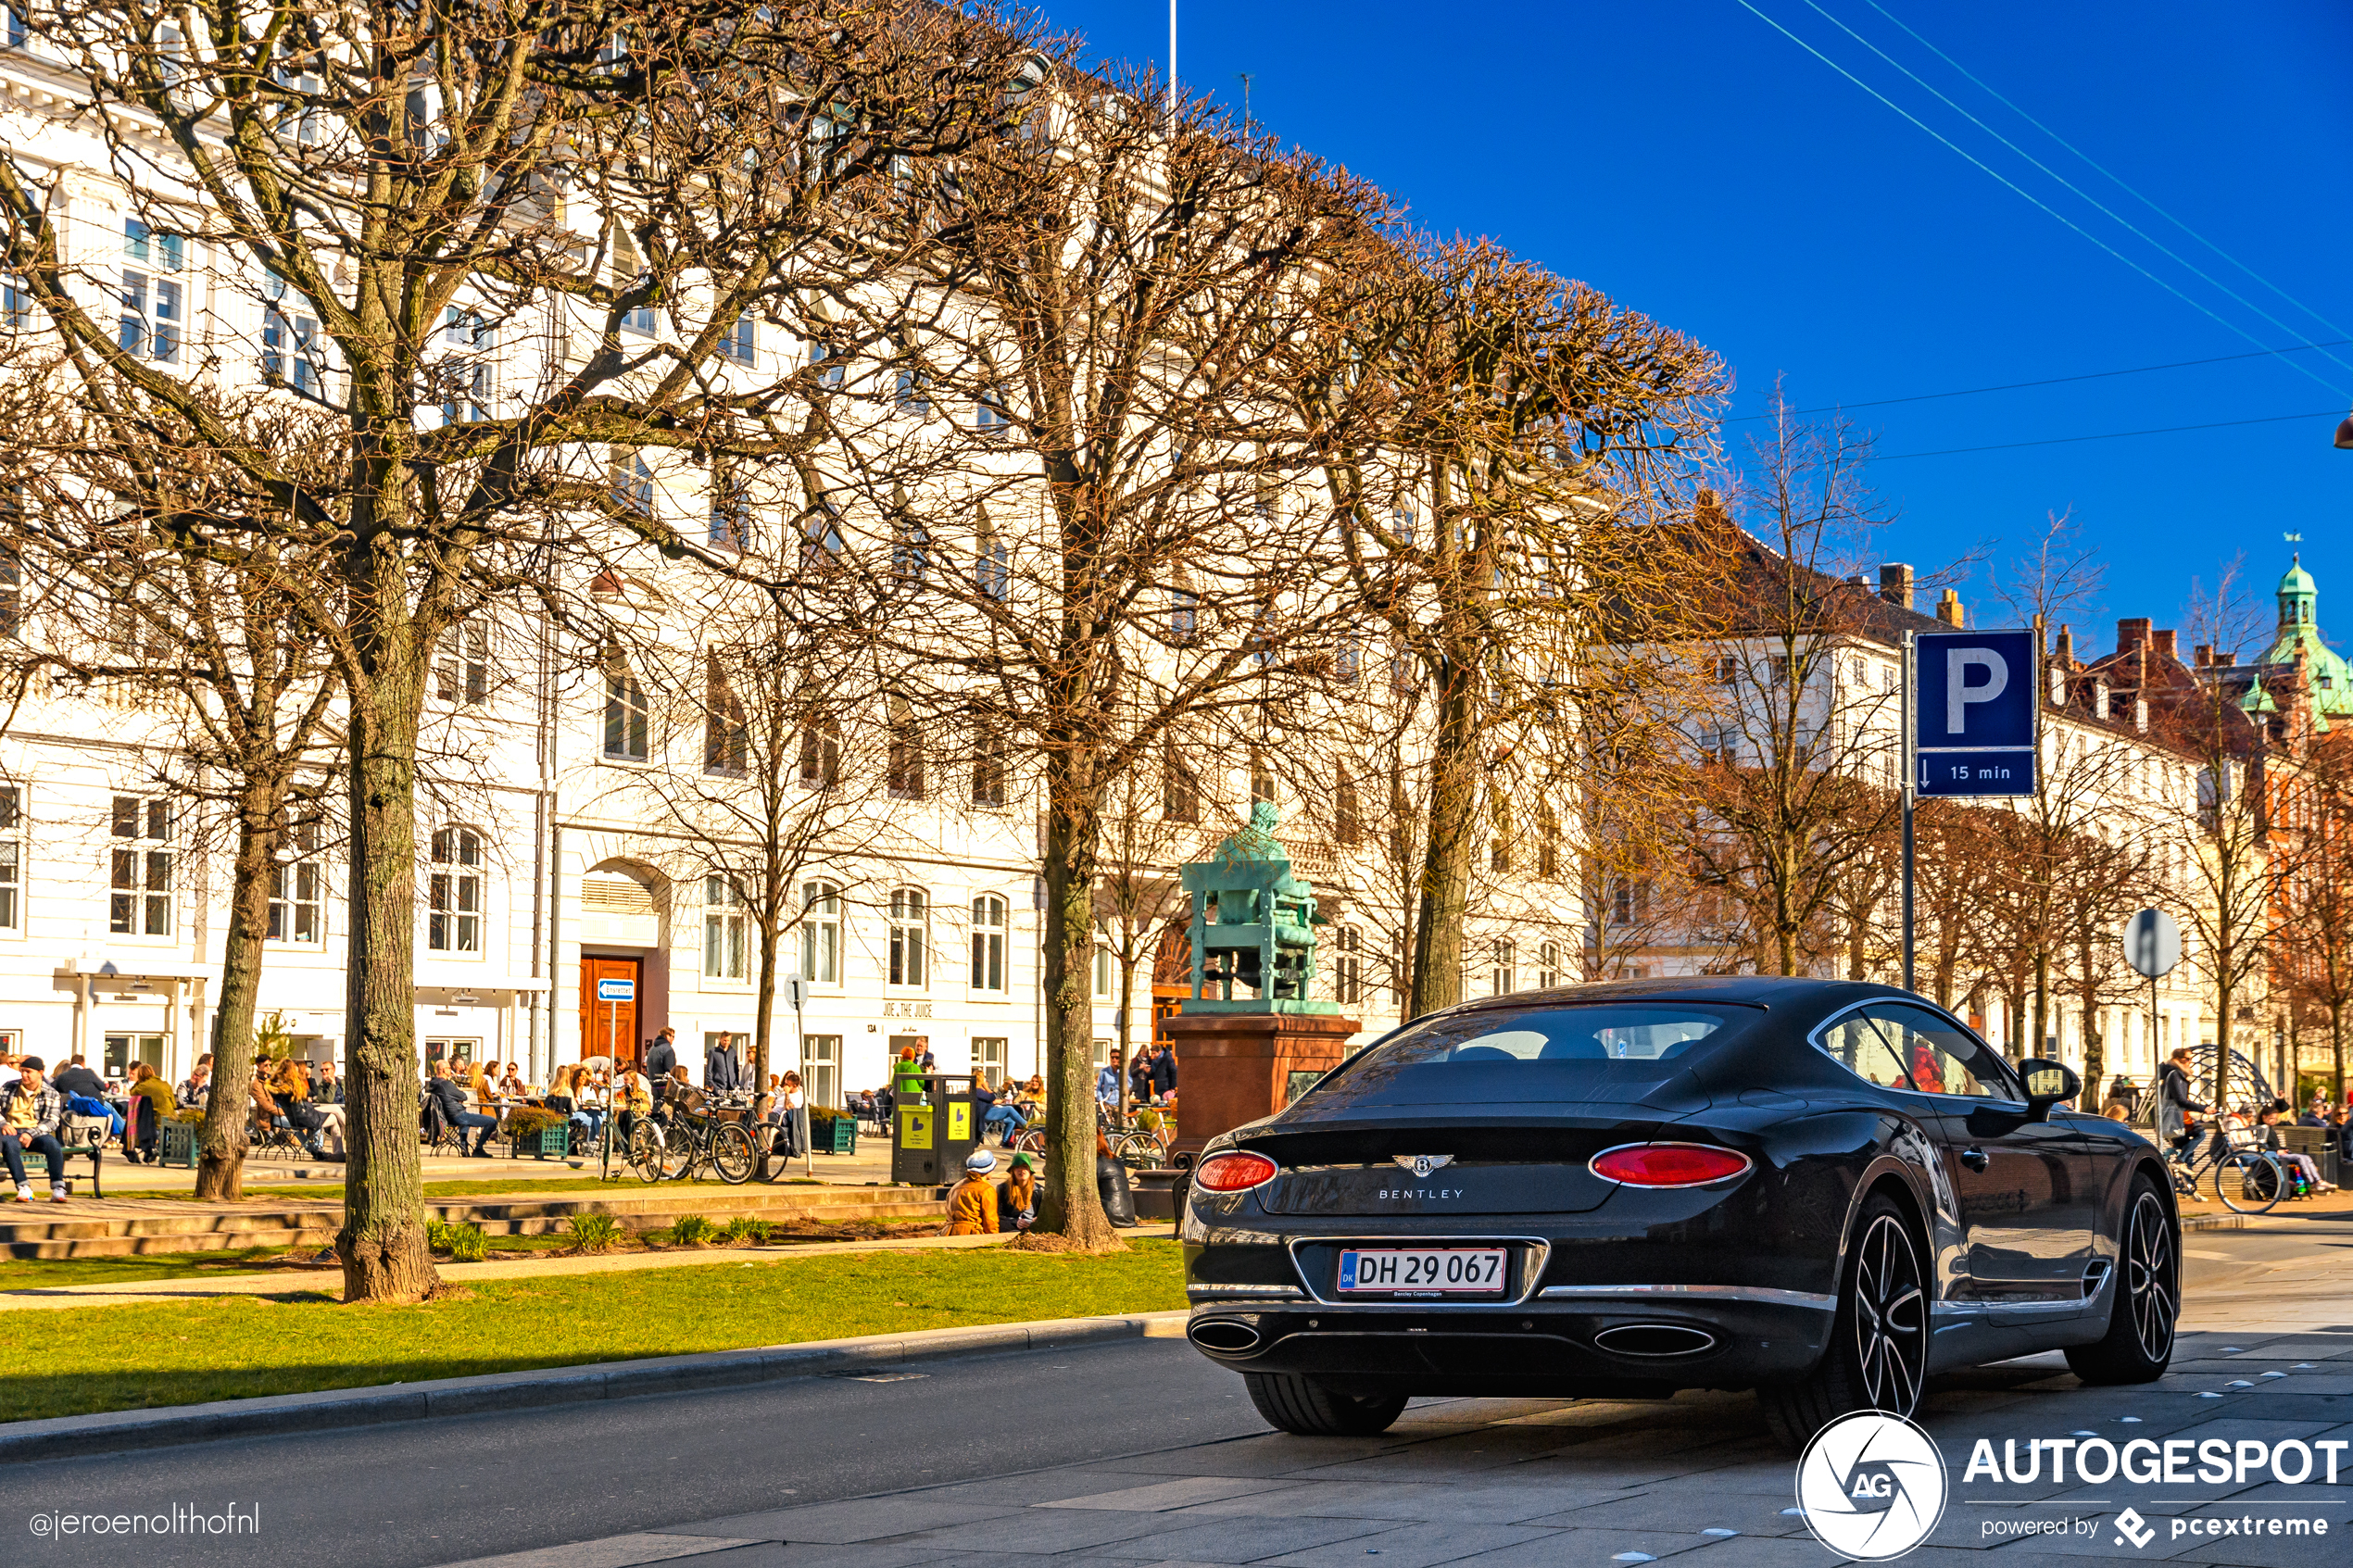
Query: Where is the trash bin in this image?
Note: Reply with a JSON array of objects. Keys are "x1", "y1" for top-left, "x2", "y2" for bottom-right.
[{"x1": 892, "y1": 1073, "x2": 980, "y2": 1187}]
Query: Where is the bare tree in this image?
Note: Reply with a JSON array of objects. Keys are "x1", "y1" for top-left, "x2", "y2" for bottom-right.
[{"x1": 0, "y1": 0, "x2": 1041, "y2": 1298}]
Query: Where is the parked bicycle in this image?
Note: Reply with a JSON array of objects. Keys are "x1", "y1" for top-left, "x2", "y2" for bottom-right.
[{"x1": 626, "y1": 1085, "x2": 759, "y2": 1185}]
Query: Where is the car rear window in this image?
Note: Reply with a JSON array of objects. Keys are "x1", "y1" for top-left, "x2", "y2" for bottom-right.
[
  {"x1": 1375, "y1": 1006, "x2": 1735, "y2": 1065},
  {"x1": 1302, "y1": 1003, "x2": 1752, "y2": 1109}
]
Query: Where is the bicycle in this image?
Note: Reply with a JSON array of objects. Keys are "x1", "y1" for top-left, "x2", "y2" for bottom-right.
[
  {"x1": 2167, "y1": 1130, "x2": 2284, "y2": 1214},
  {"x1": 626, "y1": 1088, "x2": 759, "y2": 1185}
]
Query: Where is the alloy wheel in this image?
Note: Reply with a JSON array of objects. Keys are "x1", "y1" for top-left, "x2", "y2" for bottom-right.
[
  {"x1": 1851, "y1": 1213, "x2": 1927, "y2": 1414},
  {"x1": 2124, "y1": 1191, "x2": 2176, "y2": 1363}
]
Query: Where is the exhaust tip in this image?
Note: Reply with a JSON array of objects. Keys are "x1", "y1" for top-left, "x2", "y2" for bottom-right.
[
  {"x1": 1189, "y1": 1319, "x2": 1264, "y2": 1354},
  {"x1": 1592, "y1": 1323, "x2": 1718, "y2": 1358}
]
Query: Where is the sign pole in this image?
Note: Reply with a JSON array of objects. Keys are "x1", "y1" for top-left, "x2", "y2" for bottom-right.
[{"x1": 1902, "y1": 630, "x2": 1916, "y2": 994}]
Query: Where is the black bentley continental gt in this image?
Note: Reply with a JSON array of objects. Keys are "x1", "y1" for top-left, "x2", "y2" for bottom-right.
[{"x1": 1180, "y1": 977, "x2": 2180, "y2": 1449}]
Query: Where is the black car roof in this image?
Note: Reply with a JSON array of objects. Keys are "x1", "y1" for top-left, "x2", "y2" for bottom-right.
[{"x1": 1440, "y1": 982, "x2": 1919, "y2": 1020}]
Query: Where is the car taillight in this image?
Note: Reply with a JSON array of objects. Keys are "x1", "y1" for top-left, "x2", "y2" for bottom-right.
[
  {"x1": 1590, "y1": 1143, "x2": 1752, "y2": 1187},
  {"x1": 1194, "y1": 1151, "x2": 1278, "y2": 1192}
]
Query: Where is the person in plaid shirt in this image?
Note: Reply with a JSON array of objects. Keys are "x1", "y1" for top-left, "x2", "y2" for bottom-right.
[{"x1": 1, "y1": 1057, "x2": 67, "y2": 1203}]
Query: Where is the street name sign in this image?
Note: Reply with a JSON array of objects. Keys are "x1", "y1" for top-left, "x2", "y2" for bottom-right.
[
  {"x1": 1914, "y1": 628, "x2": 2038, "y2": 797},
  {"x1": 596, "y1": 977, "x2": 635, "y2": 1002}
]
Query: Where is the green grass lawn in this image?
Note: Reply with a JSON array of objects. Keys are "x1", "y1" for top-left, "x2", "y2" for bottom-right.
[
  {"x1": 0, "y1": 1240, "x2": 1185, "y2": 1424},
  {"x1": 0, "y1": 1248, "x2": 304, "y2": 1290},
  {"x1": 229, "y1": 1175, "x2": 892, "y2": 1202}
]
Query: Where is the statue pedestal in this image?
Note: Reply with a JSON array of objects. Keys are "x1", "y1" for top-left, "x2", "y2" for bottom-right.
[{"x1": 1163, "y1": 1010, "x2": 1362, "y2": 1158}]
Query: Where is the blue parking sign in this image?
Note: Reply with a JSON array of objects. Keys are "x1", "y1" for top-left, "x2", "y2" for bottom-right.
[{"x1": 1914, "y1": 628, "x2": 2037, "y2": 797}]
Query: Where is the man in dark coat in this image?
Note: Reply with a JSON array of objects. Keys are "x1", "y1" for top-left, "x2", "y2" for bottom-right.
[
  {"x1": 705, "y1": 1032, "x2": 742, "y2": 1092},
  {"x1": 644, "y1": 1029, "x2": 677, "y2": 1083},
  {"x1": 1148, "y1": 1044, "x2": 1178, "y2": 1102}
]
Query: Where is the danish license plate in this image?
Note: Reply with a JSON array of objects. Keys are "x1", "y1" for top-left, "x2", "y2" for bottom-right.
[{"x1": 1338, "y1": 1248, "x2": 1507, "y2": 1295}]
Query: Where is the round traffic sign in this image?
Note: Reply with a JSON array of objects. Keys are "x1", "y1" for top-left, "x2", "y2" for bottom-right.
[{"x1": 2122, "y1": 908, "x2": 2181, "y2": 979}]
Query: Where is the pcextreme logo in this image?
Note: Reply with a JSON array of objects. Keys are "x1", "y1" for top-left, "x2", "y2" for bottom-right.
[{"x1": 1795, "y1": 1411, "x2": 1949, "y2": 1561}]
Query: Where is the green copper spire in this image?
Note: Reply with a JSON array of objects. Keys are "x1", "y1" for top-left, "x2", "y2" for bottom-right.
[{"x1": 2247, "y1": 554, "x2": 2353, "y2": 718}]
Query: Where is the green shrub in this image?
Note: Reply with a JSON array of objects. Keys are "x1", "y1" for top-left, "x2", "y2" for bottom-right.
[
  {"x1": 502, "y1": 1108, "x2": 563, "y2": 1139},
  {"x1": 566, "y1": 1213, "x2": 621, "y2": 1253},
  {"x1": 668, "y1": 1213, "x2": 718, "y2": 1247},
  {"x1": 720, "y1": 1215, "x2": 771, "y2": 1246},
  {"x1": 444, "y1": 1223, "x2": 489, "y2": 1262},
  {"x1": 807, "y1": 1104, "x2": 844, "y2": 1124}
]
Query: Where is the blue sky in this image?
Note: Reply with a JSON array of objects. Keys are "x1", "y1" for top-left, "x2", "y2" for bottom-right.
[{"x1": 1035, "y1": 0, "x2": 2353, "y2": 660}]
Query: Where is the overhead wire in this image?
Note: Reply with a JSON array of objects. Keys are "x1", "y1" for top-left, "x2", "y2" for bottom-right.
[
  {"x1": 1791, "y1": 0, "x2": 2353, "y2": 389},
  {"x1": 1873, "y1": 408, "x2": 2340, "y2": 461},
  {"x1": 1862, "y1": 0, "x2": 2353, "y2": 349},
  {"x1": 1721, "y1": 336, "x2": 2353, "y2": 422},
  {"x1": 1727, "y1": 0, "x2": 2351, "y2": 402}
]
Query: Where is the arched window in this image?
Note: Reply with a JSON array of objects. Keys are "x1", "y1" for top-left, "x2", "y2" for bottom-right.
[
  {"x1": 428, "y1": 827, "x2": 483, "y2": 952},
  {"x1": 887, "y1": 887, "x2": 927, "y2": 988},
  {"x1": 970, "y1": 894, "x2": 1008, "y2": 993},
  {"x1": 799, "y1": 880, "x2": 840, "y2": 985}
]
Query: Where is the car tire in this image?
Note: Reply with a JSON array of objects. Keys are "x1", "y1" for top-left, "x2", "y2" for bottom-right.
[
  {"x1": 2065, "y1": 1175, "x2": 2176, "y2": 1385},
  {"x1": 1242, "y1": 1373, "x2": 1407, "y2": 1436},
  {"x1": 1756, "y1": 1191, "x2": 1929, "y2": 1453}
]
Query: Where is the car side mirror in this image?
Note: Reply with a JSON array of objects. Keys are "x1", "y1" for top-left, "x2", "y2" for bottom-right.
[{"x1": 2019, "y1": 1058, "x2": 2080, "y2": 1122}]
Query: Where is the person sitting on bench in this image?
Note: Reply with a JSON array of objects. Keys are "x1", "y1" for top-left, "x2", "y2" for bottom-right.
[{"x1": 1, "y1": 1057, "x2": 69, "y2": 1203}]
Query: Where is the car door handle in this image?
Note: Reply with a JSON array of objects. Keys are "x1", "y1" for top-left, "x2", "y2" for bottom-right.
[{"x1": 1959, "y1": 1147, "x2": 1990, "y2": 1172}]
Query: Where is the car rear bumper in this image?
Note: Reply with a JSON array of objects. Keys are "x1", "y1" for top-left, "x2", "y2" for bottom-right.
[{"x1": 1182, "y1": 1291, "x2": 1834, "y2": 1395}]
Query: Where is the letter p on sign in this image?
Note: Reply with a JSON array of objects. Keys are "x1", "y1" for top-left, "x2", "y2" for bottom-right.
[{"x1": 1946, "y1": 649, "x2": 2007, "y2": 735}]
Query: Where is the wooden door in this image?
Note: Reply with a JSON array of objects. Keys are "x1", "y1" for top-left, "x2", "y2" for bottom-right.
[{"x1": 579, "y1": 956, "x2": 642, "y2": 1065}]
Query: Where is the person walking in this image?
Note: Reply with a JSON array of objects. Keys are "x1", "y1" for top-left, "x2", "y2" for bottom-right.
[
  {"x1": 1, "y1": 1058, "x2": 69, "y2": 1202},
  {"x1": 946, "y1": 1148, "x2": 1000, "y2": 1235},
  {"x1": 426, "y1": 1061, "x2": 497, "y2": 1157},
  {"x1": 2157, "y1": 1048, "x2": 2208, "y2": 1154}
]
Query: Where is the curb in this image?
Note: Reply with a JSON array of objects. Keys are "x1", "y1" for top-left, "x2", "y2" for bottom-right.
[
  {"x1": 0, "y1": 1310, "x2": 1191, "y2": 1463},
  {"x1": 2182, "y1": 1212, "x2": 2246, "y2": 1232}
]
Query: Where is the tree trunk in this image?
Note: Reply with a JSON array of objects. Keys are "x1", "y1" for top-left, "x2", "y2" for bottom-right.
[
  {"x1": 2213, "y1": 972, "x2": 2234, "y2": 1111},
  {"x1": 194, "y1": 785, "x2": 283, "y2": 1200},
  {"x1": 2332, "y1": 1000, "x2": 2346, "y2": 1108},
  {"x1": 334, "y1": 595, "x2": 439, "y2": 1302},
  {"x1": 1038, "y1": 748, "x2": 1118, "y2": 1250},
  {"x1": 2076, "y1": 967, "x2": 2106, "y2": 1113},
  {"x1": 1409, "y1": 655, "x2": 1478, "y2": 1019},
  {"x1": 751, "y1": 913, "x2": 781, "y2": 1179}
]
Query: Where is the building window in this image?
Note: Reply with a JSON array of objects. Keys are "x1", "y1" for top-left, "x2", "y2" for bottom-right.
[
  {"x1": 809, "y1": 332, "x2": 845, "y2": 390},
  {"x1": 972, "y1": 725, "x2": 1008, "y2": 809},
  {"x1": 1, "y1": 6, "x2": 23, "y2": 49},
  {"x1": 612, "y1": 452, "x2": 654, "y2": 518},
  {"x1": 798, "y1": 717, "x2": 840, "y2": 788},
  {"x1": 975, "y1": 385, "x2": 1012, "y2": 435},
  {"x1": 1, "y1": 271, "x2": 31, "y2": 330},
  {"x1": 120, "y1": 220, "x2": 183, "y2": 364},
  {"x1": 1335, "y1": 767, "x2": 1361, "y2": 847},
  {"x1": 1093, "y1": 944, "x2": 1114, "y2": 1001},
  {"x1": 974, "y1": 1035, "x2": 1008, "y2": 1085},
  {"x1": 108, "y1": 795, "x2": 171, "y2": 935},
  {"x1": 0, "y1": 784, "x2": 19, "y2": 931},
  {"x1": 800, "y1": 502, "x2": 845, "y2": 573},
  {"x1": 428, "y1": 826, "x2": 483, "y2": 952},
  {"x1": 800, "y1": 880, "x2": 840, "y2": 985},
  {"x1": 704, "y1": 657, "x2": 748, "y2": 775},
  {"x1": 1537, "y1": 800, "x2": 1560, "y2": 880},
  {"x1": 1333, "y1": 925, "x2": 1362, "y2": 1006},
  {"x1": 1538, "y1": 940, "x2": 1561, "y2": 988},
  {"x1": 802, "y1": 1034, "x2": 840, "y2": 1110},
  {"x1": 1490, "y1": 938, "x2": 1516, "y2": 997},
  {"x1": 888, "y1": 888, "x2": 927, "y2": 988},
  {"x1": 262, "y1": 273, "x2": 323, "y2": 396},
  {"x1": 971, "y1": 894, "x2": 1008, "y2": 993},
  {"x1": 709, "y1": 469, "x2": 752, "y2": 551},
  {"x1": 886, "y1": 700, "x2": 925, "y2": 800},
  {"x1": 268, "y1": 813, "x2": 322, "y2": 944},
  {"x1": 1249, "y1": 749, "x2": 1275, "y2": 805},
  {"x1": 704, "y1": 876, "x2": 748, "y2": 980},
  {"x1": 892, "y1": 509, "x2": 930, "y2": 586},
  {"x1": 435, "y1": 620, "x2": 488, "y2": 705},
  {"x1": 439, "y1": 308, "x2": 491, "y2": 423},
  {"x1": 604, "y1": 659, "x2": 649, "y2": 761},
  {"x1": 1162, "y1": 740, "x2": 1199, "y2": 824},
  {"x1": 974, "y1": 529, "x2": 1010, "y2": 602},
  {"x1": 0, "y1": 540, "x2": 19, "y2": 641},
  {"x1": 721, "y1": 311, "x2": 756, "y2": 365},
  {"x1": 1169, "y1": 585, "x2": 1198, "y2": 643}
]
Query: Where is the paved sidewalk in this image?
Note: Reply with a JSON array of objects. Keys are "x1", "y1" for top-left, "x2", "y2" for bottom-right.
[{"x1": 0, "y1": 1223, "x2": 1181, "y2": 1311}]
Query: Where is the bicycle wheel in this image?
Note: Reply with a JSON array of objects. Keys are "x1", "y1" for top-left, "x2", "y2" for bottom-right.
[
  {"x1": 1010, "y1": 1126, "x2": 1046, "y2": 1155},
  {"x1": 660, "y1": 1123, "x2": 697, "y2": 1181},
  {"x1": 2215, "y1": 1151, "x2": 2284, "y2": 1214},
  {"x1": 1113, "y1": 1131, "x2": 1168, "y2": 1171},
  {"x1": 628, "y1": 1121, "x2": 667, "y2": 1184},
  {"x1": 711, "y1": 1123, "x2": 758, "y2": 1185}
]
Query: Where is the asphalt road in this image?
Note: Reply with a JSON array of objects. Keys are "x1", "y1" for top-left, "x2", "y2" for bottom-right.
[{"x1": 0, "y1": 1216, "x2": 2345, "y2": 1568}]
